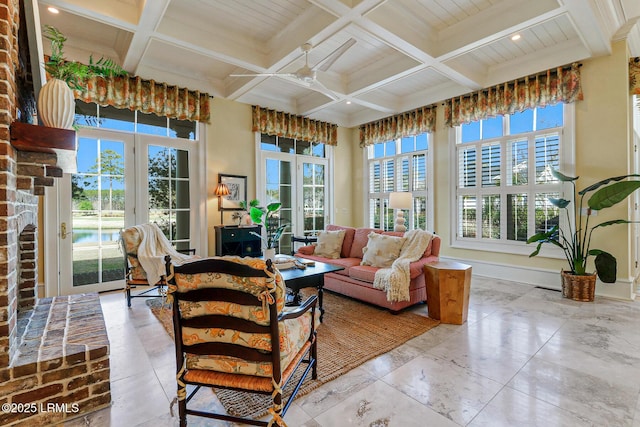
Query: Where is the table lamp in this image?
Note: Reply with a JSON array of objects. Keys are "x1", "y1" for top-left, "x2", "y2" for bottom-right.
[
  {"x1": 389, "y1": 192, "x2": 412, "y2": 232},
  {"x1": 215, "y1": 183, "x2": 230, "y2": 224}
]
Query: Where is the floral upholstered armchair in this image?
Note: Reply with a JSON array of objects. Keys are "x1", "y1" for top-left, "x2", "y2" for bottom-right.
[
  {"x1": 165, "y1": 255, "x2": 318, "y2": 427},
  {"x1": 120, "y1": 223, "x2": 195, "y2": 307}
]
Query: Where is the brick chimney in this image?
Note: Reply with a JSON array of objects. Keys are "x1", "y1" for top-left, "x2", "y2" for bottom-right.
[{"x1": 0, "y1": 2, "x2": 111, "y2": 425}]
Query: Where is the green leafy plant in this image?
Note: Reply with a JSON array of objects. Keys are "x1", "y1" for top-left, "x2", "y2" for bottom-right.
[
  {"x1": 527, "y1": 169, "x2": 640, "y2": 283},
  {"x1": 43, "y1": 25, "x2": 127, "y2": 91},
  {"x1": 248, "y1": 201, "x2": 288, "y2": 249}
]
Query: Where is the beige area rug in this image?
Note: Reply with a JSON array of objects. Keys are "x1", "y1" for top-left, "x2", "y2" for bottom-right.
[{"x1": 147, "y1": 290, "x2": 439, "y2": 418}]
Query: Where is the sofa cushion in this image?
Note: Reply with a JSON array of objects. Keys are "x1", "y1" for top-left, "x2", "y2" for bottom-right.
[
  {"x1": 314, "y1": 230, "x2": 346, "y2": 259},
  {"x1": 361, "y1": 233, "x2": 406, "y2": 268},
  {"x1": 383, "y1": 230, "x2": 437, "y2": 258},
  {"x1": 326, "y1": 225, "x2": 356, "y2": 258},
  {"x1": 297, "y1": 245, "x2": 315, "y2": 255},
  {"x1": 348, "y1": 265, "x2": 378, "y2": 283},
  {"x1": 349, "y1": 228, "x2": 382, "y2": 259}
]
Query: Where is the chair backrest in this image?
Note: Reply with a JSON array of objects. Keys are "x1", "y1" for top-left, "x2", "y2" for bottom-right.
[
  {"x1": 120, "y1": 226, "x2": 148, "y2": 280},
  {"x1": 167, "y1": 256, "x2": 287, "y2": 379}
]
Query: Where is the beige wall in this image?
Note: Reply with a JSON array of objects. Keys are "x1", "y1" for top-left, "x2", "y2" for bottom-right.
[{"x1": 205, "y1": 98, "x2": 255, "y2": 256}]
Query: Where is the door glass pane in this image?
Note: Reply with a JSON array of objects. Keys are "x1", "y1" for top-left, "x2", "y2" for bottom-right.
[
  {"x1": 265, "y1": 159, "x2": 293, "y2": 253},
  {"x1": 302, "y1": 162, "x2": 325, "y2": 235},
  {"x1": 72, "y1": 138, "x2": 125, "y2": 286},
  {"x1": 148, "y1": 145, "x2": 191, "y2": 249}
]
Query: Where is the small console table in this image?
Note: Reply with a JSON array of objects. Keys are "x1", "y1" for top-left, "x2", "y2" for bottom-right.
[
  {"x1": 215, "y1": 225, "x2": 262, "y2": 257},
  {"x1": 424, "y1": 261, "x2": 472, "y2": 325}
]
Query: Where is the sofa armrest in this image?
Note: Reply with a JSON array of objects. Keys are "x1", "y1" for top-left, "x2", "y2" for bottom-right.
[{"x1": 409, "y1": 256, "x2": 439, "y2": 279}]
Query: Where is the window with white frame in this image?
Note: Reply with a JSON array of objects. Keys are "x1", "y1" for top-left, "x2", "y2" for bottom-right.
[
  {"x1": 367, "y1": 133, "x2": 431, "y2": 231},
  {"x1": 454, "y1": 102, "x2": 572, "y2": 254}
]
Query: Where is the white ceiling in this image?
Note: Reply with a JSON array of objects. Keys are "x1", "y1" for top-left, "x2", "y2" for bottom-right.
[{"x1": 37, "y1": 0, "x2": 640, "y2": 127}]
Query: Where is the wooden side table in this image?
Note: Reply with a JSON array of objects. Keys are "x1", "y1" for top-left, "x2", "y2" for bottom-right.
[{"x1": 424, "y1": 261, "x2": 472, "y2": 324}]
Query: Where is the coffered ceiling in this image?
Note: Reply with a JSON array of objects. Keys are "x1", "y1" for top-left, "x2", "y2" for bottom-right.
[{"x1": 36, "y1": 0, "x2": 640, "y2": 127}]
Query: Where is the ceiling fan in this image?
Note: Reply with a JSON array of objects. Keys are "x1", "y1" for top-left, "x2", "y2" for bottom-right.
[{"x1": 231, "y1": 38, "x2": 356, "y2": 100}]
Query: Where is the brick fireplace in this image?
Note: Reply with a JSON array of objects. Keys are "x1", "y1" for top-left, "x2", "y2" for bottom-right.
[{"x1": 0, "y1": 1, "x2": 111, "y2": 425}]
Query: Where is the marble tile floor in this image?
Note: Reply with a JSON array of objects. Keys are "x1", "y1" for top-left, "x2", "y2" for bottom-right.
[{"x1": 63, "y1": 276, "x2": 640, "y2": 427}]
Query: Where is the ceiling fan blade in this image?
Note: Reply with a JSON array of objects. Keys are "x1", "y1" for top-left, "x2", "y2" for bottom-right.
[
  {"x1": 230, "y1": 73, "x2": 295, "y2": 77},
  {"x1": 310, "y1": 79, "x2": 339, "y2": 101},
  {"x1": 313, "y1": 38, "x2": 356, "y2": 72}
]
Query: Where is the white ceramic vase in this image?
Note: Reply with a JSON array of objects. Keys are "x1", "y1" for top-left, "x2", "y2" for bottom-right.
[
  {"x1": 37, "y1": 78, "x2": 75, "y2": 129},
  {"x1": 264, "y1": 248, "x2": 276, "y2": 262}
]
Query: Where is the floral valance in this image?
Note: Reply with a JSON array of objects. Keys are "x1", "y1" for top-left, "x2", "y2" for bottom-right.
[
  {"x1": 251, "y1": 106, "x2": 338, "y2": 146},
  {"x1": 631, "y1": 58, "x2": 640, "y2": 95},
  {"x1": 359, "y1": 106, "x2": 436, "y2": 148},
  {"x1": 444, "y1": 63, "x2": 583, "y2": 127},
  {"x1": 73, "y1": 75, "x2": 211, "y2": 123}
]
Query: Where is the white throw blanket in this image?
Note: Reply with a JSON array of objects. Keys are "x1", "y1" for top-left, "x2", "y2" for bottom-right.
[
  {"x1": 133, "y1": 223, "x2": 194, "y2": 285},
  {"x1": 373, "y1": 229, "x2": 434, "y2": 302}
]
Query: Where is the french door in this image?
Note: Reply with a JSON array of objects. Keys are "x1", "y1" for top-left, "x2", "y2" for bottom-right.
[
  {"x1": 258, "y1": 151, "x2": 329, "y2": 255},
  {"x1": 55, "y1": 128, "x2": 203, "y2": 295}
]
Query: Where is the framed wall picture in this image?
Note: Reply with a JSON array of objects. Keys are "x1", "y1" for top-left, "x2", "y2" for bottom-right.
[{"x1": 219, "y1": 174, "x2": 247, "y2": 210}]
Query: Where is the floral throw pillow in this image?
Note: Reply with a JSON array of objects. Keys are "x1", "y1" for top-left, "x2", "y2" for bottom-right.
[
  {"x1": 361, "y1": 232, "x2": 406, "y2": 268},
  {"x1": 313, "y1": 230, "x2": 346, "y2": 259}
]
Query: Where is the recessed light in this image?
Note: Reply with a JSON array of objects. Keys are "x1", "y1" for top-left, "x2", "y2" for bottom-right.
[
  {"x1": 346, "y1": 101, "x2": 352, "y2": 105},
  {"x1": 47, "y1": 6, "x2": 59, "y2": 14},
  {"x1": 511, "y1": 34, "x2": 521, "y2": 41}
]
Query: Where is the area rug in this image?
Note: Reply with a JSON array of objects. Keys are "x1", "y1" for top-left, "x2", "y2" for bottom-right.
[{"x1": 147, "y1": 291, "x2": 439, "y2": 418}]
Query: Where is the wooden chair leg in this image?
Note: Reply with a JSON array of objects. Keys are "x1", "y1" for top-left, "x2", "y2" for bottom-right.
[
  {"x1": 178, "y1": 399, "x2": 186, "y2": 427},
  {"x1": 126, "y1": 286, "x2": 132, "y2": 307}
]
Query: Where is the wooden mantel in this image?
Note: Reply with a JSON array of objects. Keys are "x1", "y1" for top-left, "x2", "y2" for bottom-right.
[{"x1": 9, "y1": 121, "x2": 75, "y2": 153}]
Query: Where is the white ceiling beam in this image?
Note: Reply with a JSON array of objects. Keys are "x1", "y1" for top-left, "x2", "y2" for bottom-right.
[
  {"x1": 562, "y1": 0, "x2": 613, "y2": 56},
  {"x1": 121, "y1": 0, "x2": 171, "y2": 72},
  {"x1": 435, "y1": 0, "x2": 565, "y2": 59}
]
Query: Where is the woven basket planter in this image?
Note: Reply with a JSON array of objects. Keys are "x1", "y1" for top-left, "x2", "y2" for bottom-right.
[{"x1": 561, "y1": 270, "x2": 596, "y2": 302}]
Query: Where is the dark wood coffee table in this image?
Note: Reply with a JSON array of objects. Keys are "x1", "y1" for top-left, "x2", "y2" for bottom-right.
[{"x1": 278, "y1": 260, "x2": 344, "y2": 322}]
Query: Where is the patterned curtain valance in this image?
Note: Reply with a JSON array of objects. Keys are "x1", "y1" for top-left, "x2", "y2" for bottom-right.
[
  {"x1": 251, "y1": 105, "x2": 338, "y2": 146},
  {"x1": 631, "y1": 58, "x2": 640, "y2": 95},
  {"x1": 444, "y1": 63, "x2": 583, "y2": 127},
  {"x1": 73, "y1": 75, "x2": 211, "y2": 123},
  {"x1": 359, "y1": 105, "x2": 436, "y2": 148}
]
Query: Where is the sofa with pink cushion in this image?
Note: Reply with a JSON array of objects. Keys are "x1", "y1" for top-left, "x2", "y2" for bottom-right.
[{"x1": 294, "y1": 225, "x2": 441, "y2": 312}]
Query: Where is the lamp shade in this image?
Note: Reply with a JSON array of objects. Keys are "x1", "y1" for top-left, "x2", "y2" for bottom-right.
[
  {"x1": 215, "y1": 183, "x2": 230, "y2": 196},
  {"x1": 389, "y1": 192, "x2": 412, "y2": 209}
]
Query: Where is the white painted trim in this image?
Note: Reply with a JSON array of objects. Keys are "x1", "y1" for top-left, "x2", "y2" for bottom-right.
[
  {"x1": 43, "y1": 183, "x2": 60, "y2": 297},
  {"x1": 440, "y1": 255, "x2": 637, "y2": 301}
]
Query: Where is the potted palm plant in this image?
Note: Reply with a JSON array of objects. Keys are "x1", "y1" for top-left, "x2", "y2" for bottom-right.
[
  {"x1": 38, "y1": 25, "x2": 127, "y2": 129},
  {"x1": 527, "y1": 169, "x2": 640, "y2": 301},
  {"x1": 249, "y1": 201, "x2": 288, "y2": 260}
]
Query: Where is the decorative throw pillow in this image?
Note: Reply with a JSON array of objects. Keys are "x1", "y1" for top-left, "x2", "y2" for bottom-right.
[
  {"x1": 313, "y1": 230, "x2": 346, "y2": 259},
  {"x1": 361, "y1": 232, "x2": 406, "y2": 268}
]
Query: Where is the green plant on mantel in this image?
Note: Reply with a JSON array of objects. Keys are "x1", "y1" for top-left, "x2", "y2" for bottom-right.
[
  {"x1": 527, "y1": 169, "x2": 640, "y2": 283},
  {"x1": 43, "y1": 25, "x2": 127, "y2": 90}
]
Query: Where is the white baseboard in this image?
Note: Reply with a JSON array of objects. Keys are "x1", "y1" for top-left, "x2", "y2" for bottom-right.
[{"x1": 440, "y1": 256, "x2": 637, "y2": 301}]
